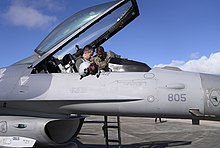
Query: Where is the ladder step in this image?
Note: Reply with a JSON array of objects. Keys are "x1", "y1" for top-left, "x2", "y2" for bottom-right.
[
  {"x1": 107, "y1": 125, "x2": 119, "y2": 128},
  {"x1": 108, "y1": 139, "x2": 120, "y2": 143}
]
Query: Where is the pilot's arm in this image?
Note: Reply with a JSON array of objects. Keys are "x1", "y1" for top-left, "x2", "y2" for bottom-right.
[{"x1": 75, "y1": 58, "x2": 83, "y2": 72}]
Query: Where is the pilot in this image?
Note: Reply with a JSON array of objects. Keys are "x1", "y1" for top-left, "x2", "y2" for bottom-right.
[
  {"x1": 75, "y1": 45, "x2": 98, "y2": 78},
  {"x1": 75, "y1": 45, "x2": 94, "y2": 71},
  {"x1": 93, "y1": 46, "x2": 111, "y2": 72}
]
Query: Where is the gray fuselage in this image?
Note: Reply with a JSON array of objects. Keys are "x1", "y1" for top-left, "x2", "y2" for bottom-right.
[{"x1": 0, "y1": 64, "x2": 220, "y2": 120}]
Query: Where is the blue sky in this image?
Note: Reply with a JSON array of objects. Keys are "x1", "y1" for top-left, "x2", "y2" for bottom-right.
[{"x1": 0, "y1": 0, "x2": 220, "y2": 74}]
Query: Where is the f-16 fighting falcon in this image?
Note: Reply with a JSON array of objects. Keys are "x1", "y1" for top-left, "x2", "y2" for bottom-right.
[{"x1": 0, "y1": 0, "x2": 220, "y2": 147}]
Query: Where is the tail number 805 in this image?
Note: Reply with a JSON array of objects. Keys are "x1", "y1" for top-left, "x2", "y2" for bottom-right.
[{"x1": 168, "y1": 94, "x2": 186, "y2": 102}]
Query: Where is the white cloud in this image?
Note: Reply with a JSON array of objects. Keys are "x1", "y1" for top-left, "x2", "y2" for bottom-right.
[
  {"x1": 156, "y1": 60, "x2": 185, "y2": 68},
  {"x1": 12, "y1": 0, "x2": 65, "y2": 11},
  {"x1": 154, "y1": 52, "x2": 220, "y2": 75},
  {"x1": 190, "y1": 52, "x2": 200, "y2": 59},
  {"x1": 2, "y1": 1, "x2": 58, "y2": 29}
]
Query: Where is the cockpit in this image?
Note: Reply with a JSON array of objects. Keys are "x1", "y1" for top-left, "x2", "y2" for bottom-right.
[{"x1": 15, "y1": 0, "x2": 151, "y2": 74}]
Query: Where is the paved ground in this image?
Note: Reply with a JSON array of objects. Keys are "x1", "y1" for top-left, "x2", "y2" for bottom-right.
[{"x1": 73, "y1": 116, "x2": 220, "y2": 148}]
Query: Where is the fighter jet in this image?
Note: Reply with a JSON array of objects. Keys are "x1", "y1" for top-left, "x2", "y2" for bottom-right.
[{"x1": 0, "y1": 0, "x2": 220, "y2": 147}]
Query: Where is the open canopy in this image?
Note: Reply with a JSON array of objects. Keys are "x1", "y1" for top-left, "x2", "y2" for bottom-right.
[
  {"x1": 14, "y1": 0, "x2": 150, "y2": 73},
  {"x1": 31, "y1": 0, "x2": 139, "y2": 67}
]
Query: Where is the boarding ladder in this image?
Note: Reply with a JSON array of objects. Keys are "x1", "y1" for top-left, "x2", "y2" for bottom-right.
[{"x1": 103, "y1": 116, "x2": 122, "y2": 148}]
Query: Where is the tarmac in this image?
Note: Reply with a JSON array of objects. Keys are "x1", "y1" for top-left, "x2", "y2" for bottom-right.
[{"x1": 73, "y1": 115, "x2": 220, "y2": 148}]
